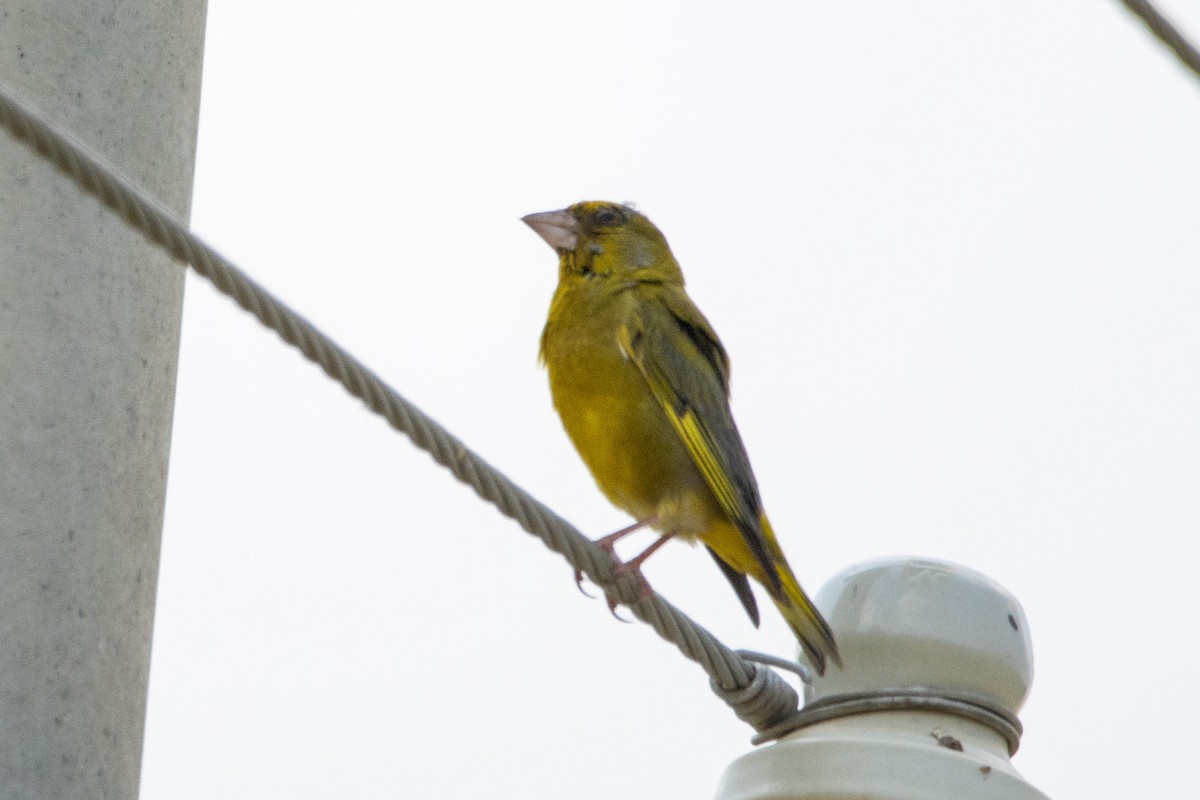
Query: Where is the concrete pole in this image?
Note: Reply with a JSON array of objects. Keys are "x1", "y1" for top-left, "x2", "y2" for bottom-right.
[{"x1": 0, "y1": 3, "x2": 207, "y2": 799}]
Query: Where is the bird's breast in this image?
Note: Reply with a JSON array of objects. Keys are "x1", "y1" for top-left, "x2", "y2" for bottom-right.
[{"x1": 542, "y1": 286, "x2": 710, "y2": 531}]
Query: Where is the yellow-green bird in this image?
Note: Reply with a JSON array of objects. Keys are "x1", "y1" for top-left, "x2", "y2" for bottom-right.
[{"x1": 523, "y1": 200, "x2": 842, "y2": 674}]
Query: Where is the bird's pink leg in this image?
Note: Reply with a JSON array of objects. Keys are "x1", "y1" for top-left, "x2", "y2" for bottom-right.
[
  {"x1": 597, "y1": 517, "x2": 659, "y2": 551},
  {"x1": 616, "y1": 531, "x2": 677, "y2": 579}
]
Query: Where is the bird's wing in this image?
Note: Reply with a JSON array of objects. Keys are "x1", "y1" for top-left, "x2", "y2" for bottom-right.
[{"x1": 616, "y1": 288, "x2": 782, "y2": 593}]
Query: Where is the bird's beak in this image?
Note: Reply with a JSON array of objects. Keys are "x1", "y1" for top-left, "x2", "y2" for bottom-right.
[{"x1": 522, "y1": 209, "x2": 579, "y2": 252}]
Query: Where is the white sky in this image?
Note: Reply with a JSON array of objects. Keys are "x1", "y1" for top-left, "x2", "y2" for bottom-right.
[{"x1": 141, "y1": 2, "x2": 1200, "y2": 798}]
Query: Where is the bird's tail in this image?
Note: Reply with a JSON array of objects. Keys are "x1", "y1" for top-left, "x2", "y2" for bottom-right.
[
  {"x1": 768, "y1": 562, "x2": 842, "y2": 675},
  {"x1": 759, "y1": 519, "x2": 842, "y2": 676},
  {"x1": 706, "y1": 516, "x2": 842, "y2": 674}
]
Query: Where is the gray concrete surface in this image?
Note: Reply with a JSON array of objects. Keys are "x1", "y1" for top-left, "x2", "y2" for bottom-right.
[{"x1": 0, "y1": 3, "x2": 207, "y2": 797}]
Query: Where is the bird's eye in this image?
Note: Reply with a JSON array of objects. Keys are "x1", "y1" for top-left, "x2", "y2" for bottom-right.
[{"x1": 594, "y1": 208, "x2": 622, "y2": 226}]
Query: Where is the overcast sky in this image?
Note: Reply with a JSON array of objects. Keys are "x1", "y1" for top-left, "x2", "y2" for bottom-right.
[{"x1": 140, "y1": 3, "x2": 1200, "y2": 798}]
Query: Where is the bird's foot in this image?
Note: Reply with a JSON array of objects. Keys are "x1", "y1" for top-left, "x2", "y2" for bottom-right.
[
  {"x1": 573, "y1": 517, "x2": 658, "y2": 600},
  {"x1": 602, "y1": 531, "x2": 678, "y2": 620},
  {"x1": 611, "y1": 558, "x2": 656, "y2": 600},
  {"x1": 575, "y1": 519, "x2": 675, "y2": 622},
  {"x1": 576, "y1": 561, "x2": 643, "y2": 623}
]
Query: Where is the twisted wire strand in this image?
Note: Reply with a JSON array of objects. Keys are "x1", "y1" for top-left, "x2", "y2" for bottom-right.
[
  {"x1": 0, "y1": 83, "x2": 801, "y2": 735},
  {"x1": 1118, "y1": 0, "x2": 1200, "y2": 83}
]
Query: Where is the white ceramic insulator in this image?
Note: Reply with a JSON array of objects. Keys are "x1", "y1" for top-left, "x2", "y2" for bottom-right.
[{"x1": 715, "y1": 558, "x2": 1049, "y2": 800}]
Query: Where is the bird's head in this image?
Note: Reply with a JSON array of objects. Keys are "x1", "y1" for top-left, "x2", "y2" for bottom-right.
[{"x1": 522, "y1": 201, "x2": 683, "y2": 285}]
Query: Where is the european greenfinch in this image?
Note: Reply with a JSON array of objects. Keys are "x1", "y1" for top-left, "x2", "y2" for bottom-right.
[{"x1": 524, "y1": 201, "x2": 841, "y2": 674}]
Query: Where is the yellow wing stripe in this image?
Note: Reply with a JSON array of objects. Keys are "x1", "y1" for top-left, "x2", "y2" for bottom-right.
[{"x1": 675, "y1": 409, "x2": 741, "y2": 516}]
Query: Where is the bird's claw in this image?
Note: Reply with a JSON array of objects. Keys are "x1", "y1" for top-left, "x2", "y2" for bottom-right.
[
  {"x1": 606, "y1": 593, "x2": 633, "y2": 623},
  {"x1": 574, "y1": 568, "x2": 597, "y2": 598}
]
